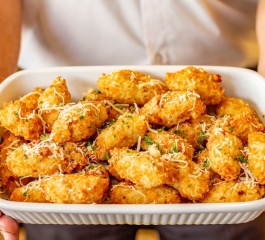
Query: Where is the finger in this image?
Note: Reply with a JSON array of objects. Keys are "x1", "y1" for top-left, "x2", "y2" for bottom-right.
[
  {"x1": 0, "y1": 215, "x2": 19, "y2": 234},
  {"x1": 0, "y1": 230, "x2": 19, "y2": 240}
]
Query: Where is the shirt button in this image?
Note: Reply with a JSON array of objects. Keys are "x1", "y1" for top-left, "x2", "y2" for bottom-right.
[{"x1": 154, "y1": 53, "x2": 162, "y2": 64}]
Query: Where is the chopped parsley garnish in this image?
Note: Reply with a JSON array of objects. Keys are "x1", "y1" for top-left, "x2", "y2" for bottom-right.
[
  {"x1": 144, "y1": 136, "x2": 153, "y2": 145},
  {"x1": 202, "y1": 158, "x2": 210, "y2": 169},
  {"x1": 171, "y1": 142, "x2": 179, "y2": 153},
  {"x1": 238, "y1": 154, "x2": 248, "y2": 163},
  {"x1": 197, "y1": 130, "x2": 206, "y2": 144},
  {"x1": 174, "y1": 129, "x2": 184, "y2": 134}
]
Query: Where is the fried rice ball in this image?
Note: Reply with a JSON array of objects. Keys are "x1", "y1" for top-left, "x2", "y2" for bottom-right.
[
  {"x1": 0, "y1": 132, "x2": 29, "y2": 196},
  {"x1": 169, "y1": 114, "x2": 216, "y2": 150},
  {"x1": 207, "y1": 131, "x2": 242, "y2": 181},
  {"x1": 42, "y1": 168, "x2": 109, "y2": 204},
  {"x1": 215, "y1": 97, "x2": 264, "y2": 144},
  {"x1": 97, "y1": 70, "x2": 168, "y2": 105},
  {"x1": 110, "y1": 182, "x2": 181, "y2": 204},
  {"x1": 5, "y1": 138, "x2": 88, "y2": 178},
  {"x1": 202, "y1": 181, "x2": 264, "y2": 203},
  {"x1": 38, "y1": 76, "x2": 72, "y2": 132},
  {"x1": 140, "y1": 90, "x2": 206, "y2": 128},
  {"x1": 0, "y1": 88, "x2": 43, "y2": 140},
  {"x1": 109, "y1": 148, "x2": 179, "y2": 189},
  {"x1": 162, "y1": 153, "x2": 210, "y2": 200},
  {"x1": 94, "y1": 113, "x2": 148, "y2": 160},
  {"x1": 164, "y1": 66, "x2": 224, "y2": 105},
  {"x1": 10, "y1": 183, "x2": 50, "y2": 203},
  {"x1": 141, "y1": 130, "x2": 194, "y2": 158},
  {"x1": 5, "y1": 143, "x2": 68, "y2": 178},
  {"x1": 51, "y1": 101, "x2": 108, "y2": 143},
  {"x1": 248, "y1": 132, "x2": 265, "y2": 184}
]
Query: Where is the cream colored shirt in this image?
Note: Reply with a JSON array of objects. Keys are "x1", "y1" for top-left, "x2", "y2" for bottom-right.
[{"x1": 19, "y1": 0, "x2": 258, "y2": 69}]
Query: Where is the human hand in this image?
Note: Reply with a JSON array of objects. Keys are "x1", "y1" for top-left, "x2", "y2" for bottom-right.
[{"x1": 0, "y1": 211, "x2": 18, "y2": 240}]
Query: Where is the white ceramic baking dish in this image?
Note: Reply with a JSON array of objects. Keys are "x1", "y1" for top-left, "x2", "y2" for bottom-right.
[{"x1": 0, "y1": 65, "x2": 265, "y2": 225}]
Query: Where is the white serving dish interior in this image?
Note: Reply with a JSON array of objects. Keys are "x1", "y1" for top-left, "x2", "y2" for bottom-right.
[{"x1": 0, "y1": 65, "x2": 265, "y2": 225}]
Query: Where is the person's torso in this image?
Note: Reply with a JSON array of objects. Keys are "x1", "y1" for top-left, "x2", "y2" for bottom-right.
[{"x1": 19, "y1": 0, "x2": 258, "y2": 68}]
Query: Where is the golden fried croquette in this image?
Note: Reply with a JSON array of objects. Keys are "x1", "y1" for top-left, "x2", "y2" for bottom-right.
[
  {"x1": 215, "y1": 97, "x2": 264, "y2": 144},
  {"x1": 41, "y1": 170, "x2": 109, "y2": 204},
  {"x1": 248, "y1": 132, "x2": 265, "y2": 184},
  {"x1": 207, "y1": 131, "x2": 242, "y2": 181},
  {"x1": 169, "y1": 114, "x2": 216, "y2": 150},
  {"x1": 0, "y1": 89, "x2": 43, "y2": 140},
  {"x1": 202, "y1": 181, "x2": 264, "y2": 203},
  {"x1": 141, "y1": 130, "x2": 194, "y2": 158},
  {"x1": 140, "y1": 90, "x2": 206, "y2": 128},
  {"x1": 0, "y1": 132, "x2": 29, "y2": 196},
  {"x1": 94, "y1": 113, "x2": 148, "y2": 160},
  {"x1": 38, "y1": 76, "x2": 72, "y2": 132},
  {"x1": 51, "y1": 101, "x2": 108, "y2": 143},
  {"x1": 110, "y1": 182, "x2": 181, "y2": 204},
  {"x1": 109, "y1": 148, "x2": 178, "y2": 189},
  {"x1": 5, "y1": 137, "x2": 88, "y2": 178},
  {"x1": 10, "y1": 182, "x2": 49, "y2": 203},
  {"x1": 60, "y1": 142, "x2": 88, "y2": 173},
  {"x1": 162, "y1": 153, "x2": 210, "y2": 200},
  {"x1": 97, "y1": 70, "x2": 168, "y2": 105},
  {"x1": 164, "y1": 66, "x2": 224, "y2": 105},
  {"x1": 5, "y1": 142, "x2": 68, "y2": 178}
]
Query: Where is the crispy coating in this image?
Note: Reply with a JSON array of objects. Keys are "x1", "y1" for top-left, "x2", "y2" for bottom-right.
[
  {"x1": 0, "y1": 132, "x2": 29, "y2": 196},
  {"x1": 169, "y1": 114, "x2": 216, "y2": 150},
  {"x1": 5, "y1": 143, "x2": 67, "y2": 178},
  {"x1": 97, "y1": 70, "x2": 168, "y2": 105},
  {"x1": 94, "y1": 113, "x2": 148, "y2": 160},
  {"x1": 41, "y1": 170, "x2": 109, "y2": 204},
  {"x1": 248, "y1": 132, "x2": 265, "y2": 184},
  {"x1": 109, "y1": 148, "x2": 179, "y2": 189},
  {"x1": 163, "y1": 153, "x2": 210, "y2": 200},
  {"x1": 140, "y1": 90, "x2": 206, "y2": 128},
  {"x1": 51, "y1": 101, "x2": 108, "y2": 143},
  {"x1": 62, "y1": 142, "x2": 88, "y2": 173},
  {"x1": 0, "y1": 89, "x2": 43, "y2": 140},
  {"x1": 202, "y1": 181, "x2": 264, "y2": 203},
  {"x1": 10, "y1": 184, "x2": 49, "y2": 203},
  {"x1": 5, "y1": 139, "x2": 88, "y2": 178},
  {"x1": 215, "y1": 97, "x2": 264, "y2": 144},
  {"x1": 38, "y1": 76, "x2": 72, "y2": 132},
  {"x1": 164, "y1": 66, "x2": 224, "y2": 105},
  {"x1": 207, "y1": 131, "x2": 242, "y2": 181},
  {"x1": 110, "y1": 182, "x2": 181, "y2": 204},
  {"x1": 141, "y1": 130, "x2": 194, "y2": 158}
]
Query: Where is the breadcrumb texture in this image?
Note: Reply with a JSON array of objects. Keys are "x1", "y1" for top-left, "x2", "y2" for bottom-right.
[{"x1": 164, "y1": 66, "x2": 224, "y2": 105}]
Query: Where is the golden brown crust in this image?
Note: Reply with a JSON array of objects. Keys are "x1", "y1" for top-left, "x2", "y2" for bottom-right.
[
  {"x1": 164, "y1": 66, "x2": 224, "y2": 105},
  {"x1": 202, "y1": 181, "x2": 264, "y2": 203},
  {"x1": 248, "y1": 132, "x2": 265, "y2": 184},
  {"x1": 97, "y1": 70, "x2": 168, "y2": 105},
  {"x1": 140, "y1": 90, "x2": 206, "y2": 128},
  {"x1": 110, "y1": 182, "x2": 181, "y2": 204}
]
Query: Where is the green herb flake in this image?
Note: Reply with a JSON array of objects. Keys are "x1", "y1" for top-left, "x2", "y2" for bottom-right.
[
  {"x1": 238, "y1": 154, "x2": 248, "y2": 163},
  {"x1": 171, "y1": 142, "x2": 179, "y2": 153},
  {"x1": 105, "y1": 152, "x2": 111, "y2": 160},
  {"x1": 197, "y1": 131, "x2": 206, "y2": 144},
  {"x1": 157, "y1": 127, "x2": 165, "y2": 132},
  {"x1": 174, "y1": 129, "x2": 184, "y2": 134},
  {"x1": 202, "y1": 158, "x2": 210, "y2": 169},
  {"x1": 79, "y1": 115, "x2": 85, "y2": 120},
  {"x1": 144, "y1": 136, "x2": 153, "y2": 145},
  {"x1": 229, "y1": 126, "x2": 234, "y2": 132}
]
